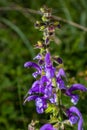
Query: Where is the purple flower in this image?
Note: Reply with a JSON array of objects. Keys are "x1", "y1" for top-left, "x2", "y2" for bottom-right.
[
  {"x1": 40, "y1": 75, "x2": 49, "y2": 85},
  {"x1": 56, "y1": 68, "x2": 87, "y2": 104},
  {"x1": 32, "y1": 71, "x2": 40, "y2": 78},
  {"x1": 66, "y1": 84, "x2": 87, "y2": 104},
  {"x1": 39, "y1": 76, "x2": 57, "y2": 104},
  {"x1": 56, "y1": 68, "x2": 66, "y2": 90},
  {"x1": 49, "y1": 93, "x2": 57, "y2": 103},
  {"x1": 24, "y1": 95, "x2": 47, "y2": 114},
  {"x1": 24, "y1": 95, "x2": 38, "y2": 104},
  {"x1": 45, "y1": 52, "x2": 55, "y2": 78},
  {"x1": 70, "y1": 95, "x2": 79, "y2": 105},
  {"x1": 67, "y1": 84, "x2": 87, "y2": 92},
  {"x1": 56, "y1": 77, "x2": 66, "y2": 90},
  {"x1": 24, "y1": 61, "x2": 41, "y2": 78},
  {"x1": 29, "y1": 80, "x2": 44, "y2": 94},
  {"x1": 24, "y1": 74, "x2": 56, "y2": 113},
  {"x1": 38, "y1": 59, "x2": 44, "y2": 65},
  {"x1": 45, "y1": 66, "x2": 55, "y2": 78},
  {"x1": 40, "y1": 123, "x2": 56, "y2": 130},
  {"x1": 67, "y1": 106, "x2": 83, "y2": 130},
  {"x1": 44, "y1": 83, "x2": 52, "y2": 98},
  {"x1": 45, "y1": 52, "x2": 52, "y2": 67},
  {"x1": 35, "y1": 97, "x2": 47, "y2": 113},
  {"x1": 69, "y1": 115, "x2": 78, "y2": 125},
  {"x1": 56, "y1": 68, "x2": 66, "y2": 78},
  {"x1": 29, "y1": 76, "x2": 50, "y2": 95},
  {"x1": 24, "y1": 61, "x2": 41, "y2": 71}
]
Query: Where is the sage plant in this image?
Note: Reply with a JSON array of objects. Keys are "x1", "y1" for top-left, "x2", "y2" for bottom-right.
[{"x1": 24, "y1": 6, "x2": 87, "y2": 130}]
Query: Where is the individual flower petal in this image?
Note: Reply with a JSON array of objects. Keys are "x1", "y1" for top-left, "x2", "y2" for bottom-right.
[
  {"x1": 38, "y1": 59, "x2": 44, "y2": 65},
  {"x1": 45, "y1": 52, "x2": 55, "y2": 78},
  {"x1": 45, "y1": 52, "x2": 52, "y2": 67},
  {"x1": 56, "y1": 69, "x2": 66, "y2": 90},
  {"x1": 68, "y1": 84, "x2": 87, "y2": 93},
  {"x1": 56, "y1": 77, "x2": 66, "y2": 90},
  {"x1": 67, "y1": 106, "x2": 83, "y2": 130},
  {"x1": 44, "y1": 83, "x2": 52, "y2": 98},
  {"x1": 49, "y1": 94, "x2": 57, "y2": 104},
  {"x1": 40, "y1": 75, "x2": 49, "y2": 85},
  {"x1": 44, "y1": 82, "x2": 57, "y2": 104},
  {"x1": 36, "y1": 107, "x2": 44, "y2": 114},
  {"x1": 71, "y1": 95, "x2": 79, "y2": 105},
  {"x1": 35, "y1": 97, "x2": 47, "y2": 114},
  {"x1": 40, "y1": 123, "x2": 56, "y2": 130},
  {"x1": 24, "y1": 61, "x2": 41, "y2": 72},
  {"x1": 65, "y1": 89, "x2": 79, "y2": 105},
  {"x1": 24, "y1": 95, "x2": 38, "y2": 104},
  {"x1": 29, "y1": 80, "x2": 41, "y2": 94},
  {"x1": 45, "y1": 66, "x2": 55, "y2": 78},
  {"x1": 57, "y1": 68, "x2": 66, "y2": 78},
  {"x1": 66, "y1": 84, "x2": 87, "y2": 104},
  {"x1": 69, "y1": 115, "x2": 78, "y2": 125},
  {"x1": 32, "y1": 71, "x2": 40, "y2": 78}
]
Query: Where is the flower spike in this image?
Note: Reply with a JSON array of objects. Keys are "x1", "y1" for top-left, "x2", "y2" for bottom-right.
[{"x1": 24, "y1": 7, "x2": 87, "y2": 130}]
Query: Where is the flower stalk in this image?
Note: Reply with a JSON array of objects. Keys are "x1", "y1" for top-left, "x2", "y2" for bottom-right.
[{"x1": 24, "y1": 6, "x2": 87, "y2": 130}]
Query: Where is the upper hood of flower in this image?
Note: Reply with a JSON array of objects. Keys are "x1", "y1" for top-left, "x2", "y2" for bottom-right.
[
  {"x1": 66, "y1": 84, "x2": 87, "y2": 104},
  {"x1": 67, "y1": 84, "x2": 87, "y2": 93},
  {"x1": 67, "y1": 106, "x2": 83, "y2": 130},
  {"x1": 40, "y1": 123, "x2": 56, "y2": 130},
  {"x1": 24, "y1": 61, "x2": 41, "y2": 72}
]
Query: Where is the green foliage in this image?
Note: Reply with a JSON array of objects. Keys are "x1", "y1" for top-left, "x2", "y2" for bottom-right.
[{"x1": 0, "y1": 0, "x2": 87, "y2": 129}]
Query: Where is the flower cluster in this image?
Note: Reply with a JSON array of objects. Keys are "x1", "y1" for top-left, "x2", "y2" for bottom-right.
[
  {"x1": 24, "y1": 52, "x2": 57, "y2": 113},
  {"x1": 24, "y1": 6, "x2": 87, "y2": 130}
]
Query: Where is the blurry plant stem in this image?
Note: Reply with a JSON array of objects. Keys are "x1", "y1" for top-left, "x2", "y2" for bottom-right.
[
  {"x1": 53, "y1": 77, "x2": 62, "y2": 127},
  {"x1": 17, "y1": 82, "x2": 26, "y2": 130},
  {"x1": 0, "y1": 5, "x2": 87, "y2": 32}
]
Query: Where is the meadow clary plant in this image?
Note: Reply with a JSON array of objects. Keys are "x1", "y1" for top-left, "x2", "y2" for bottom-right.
[{"x1": 24, "y1": 6, "x2": 87, "y2": 130}]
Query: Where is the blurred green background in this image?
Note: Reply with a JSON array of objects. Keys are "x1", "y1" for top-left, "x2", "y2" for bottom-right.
[{"x1": 0, "y1": 0, "x2": 87, "y2": 130}]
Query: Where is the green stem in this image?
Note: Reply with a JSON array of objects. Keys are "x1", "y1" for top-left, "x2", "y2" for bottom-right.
[{"x1": 17, "y1": 82, "x2": 26, "y2": 130}]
